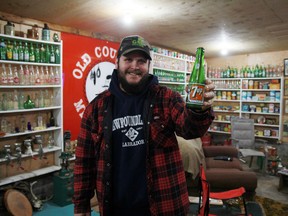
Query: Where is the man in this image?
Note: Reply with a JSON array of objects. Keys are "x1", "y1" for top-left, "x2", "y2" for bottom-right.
[{"x1": 73, "y1": 35, "x2": 215, "y2": 216}]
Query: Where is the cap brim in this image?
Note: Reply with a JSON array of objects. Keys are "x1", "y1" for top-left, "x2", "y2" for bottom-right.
[{"x1": 122, "y1": 48, "x2": 152, "y2": 60}]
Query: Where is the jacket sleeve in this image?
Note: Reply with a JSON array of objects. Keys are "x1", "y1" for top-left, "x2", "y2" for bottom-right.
[
  {"x1": 73, "y1": 104, "x2": 97, "y2": 214},
  {"x1": 169, "y1": 90, "x2": 214, "y2": 139}
]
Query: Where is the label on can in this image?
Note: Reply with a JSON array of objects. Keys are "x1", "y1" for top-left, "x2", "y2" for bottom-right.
[{"x1": 187, "y1": 83, "x2": 205, "y2": 104}]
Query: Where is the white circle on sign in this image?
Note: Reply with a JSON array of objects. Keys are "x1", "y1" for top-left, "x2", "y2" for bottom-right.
[{"x1": 85, "y1": 62, "x2": 114, "y2": 103}]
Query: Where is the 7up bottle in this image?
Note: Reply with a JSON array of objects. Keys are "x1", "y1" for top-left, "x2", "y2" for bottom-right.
[{"x1": 186, "y1": 47, "x2": 205, "y2": 109}]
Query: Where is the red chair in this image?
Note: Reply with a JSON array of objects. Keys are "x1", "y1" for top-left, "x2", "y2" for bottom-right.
[{"x1": 197, "y1": 164, "x2": 249, "y2": 216}]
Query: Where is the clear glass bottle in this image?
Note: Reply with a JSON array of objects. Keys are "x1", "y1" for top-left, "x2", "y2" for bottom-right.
[
  {"x1": 13, "y1": 90, "x2": 18, "y2": 110},
  {"x1": 13, "y1": 66, "x2": 19, "y2": 85},
  {"x1": 19, "y1": 65, "x2": 25, "y2": 85},
  {"x1": 7, "y1": 64, "x2": 14, "y2": 85},
  {"x1": 1, "y1": 64, "x2": 8, "y2": 85},
  {"x1": 18, "y1": 92, "x2": 25, "y2": 109}
]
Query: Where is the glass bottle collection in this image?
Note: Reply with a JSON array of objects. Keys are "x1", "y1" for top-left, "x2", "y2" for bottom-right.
[
  {"x1": 207, "y1": 64, "x2": 283, "y2": 78},
  {"x1": 0, "y1": 64, "x2": 61, "y2": 86},
  {"x1": 0, "y1": 37, "x2": 60, "y2": 64}
]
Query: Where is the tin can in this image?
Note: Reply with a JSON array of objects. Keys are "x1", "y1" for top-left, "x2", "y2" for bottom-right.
[
  {"x1": 253, "y1": 81, "x2": 259, "y2": 89},
  {"x1": 248, "y1": 80, "x2": 254, "y2": 89},
  {"x1": 247, "y1": 91, "x2": 252, "y2": 101},
  {"x1": 268, "y1": 103, "x2": 274, "y2": 113},
  {"x1": 222, "y1": 91, "x2": 227, "y2": 100},
  {"x1": 270, "y1": 91, "x2": 276, "y2": 101},
  {"x1": 242, "y1": 80, "x2": 248, "y2": 89},
  {"x1": 227, "y1": 91, "x2": 231, "y2": 100}
]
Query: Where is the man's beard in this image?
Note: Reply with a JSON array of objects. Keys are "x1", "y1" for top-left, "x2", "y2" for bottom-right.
[{"x1": 118, "y1": 71, "x2": 150, "y2": 95}]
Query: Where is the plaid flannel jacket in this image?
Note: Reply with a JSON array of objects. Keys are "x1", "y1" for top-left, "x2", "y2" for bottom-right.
[{"x1": 73, "y1": 84, "x2": 214, "y2": 216}]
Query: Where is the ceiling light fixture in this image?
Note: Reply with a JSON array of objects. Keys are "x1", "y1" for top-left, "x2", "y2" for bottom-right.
[
  {"x1": 220, "y1": 49, "x2": 228, "y2": 56},
  {"x1": 123, "y1": 14, "x2": 133, "y2": 25}
]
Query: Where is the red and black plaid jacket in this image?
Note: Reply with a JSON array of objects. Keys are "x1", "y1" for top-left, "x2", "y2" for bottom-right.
[{"x1": 73, "y1": 84, "x2": 214, "y2": 216}]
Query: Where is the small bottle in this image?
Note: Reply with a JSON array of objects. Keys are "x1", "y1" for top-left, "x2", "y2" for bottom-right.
[
  {"x1": 39, "y1": 90, "x2": 44, "y2": 108},
  {"x1": 7, "y1": 64, "x2": 14, "y2": 85},
  {"x1": 23, "y1": 42, "x2": 30, "y2": 62},
  {"x1": 18, "y1": 92, "x2": 25, "y2": 109},
  {"x1": 50, "y1": 45, "x2": 55, "y2": 63},
  {"x1": 13, "y1": 66, "x2": 19, "y2": 85},
  {"x1": 18, "y1": 42, "x2": 24, "y2": 61},
  {"x1": 40, "y1": 44, "x2": 45, "y2": 63},
  {"x1": 12, "y1": 41, "x2": 19, "y2": 61},
  {"x1": 42, "y1": 23, "x2": 50, "y2": 41},
  {"x1": 49, "y1": 111, "x2": 55, "y2": 127},
  {"x1": 2, "y1": 93, "x2": 8, "y2": 110},
  {"x1": 34, "y1": 93, "x2": 39, "y2": 108},
  {"x1": 29, "y1": 43, "x2": 35, "y2": 62},
  {"x1": 34, "y1": 66, "x2": 41, "y2": 85},
  {"x1": 45, "y1": 44, "x2": 50, "y2": 63},
  {"x1": 29, "y1": 66, "x2": 35, "y2": 85},
  {"x1": 24, "y1": 65, "x2": 30, "y2": 85},
  {"x1": 54, "y1": 68, "x2": 60, "y2": 84},
  {"x1": 13, "y1": 90, "x2": 18, "y2": 110},
  {"x1": 6, "y1": 40, "x2": 13, "y2": 60},
  {"x1": 186, "y1": 47, "x2": 206, "y2": 109},
  {"x1": 27, "y1": 121, "x2": 32, "y2": 131},
  {"x1": 7, "y1": 92, "x2": 14, "y2": 110},
  {"x1": 19, "y1": 65, "x2": 25, "y2": 85},
  {"x1": 24, "y1": 95, "x2": 35, "y2": 109},
  {"x1": 1, "y1": 64, "x2": 8, "y2": 85},
  {"x1": 34, "y1": 44, "x2": 40, "y2": 63},
  {"x1": 0, "y1": 39, "x2": 7, "y2": 60},
  {"x1": 44, "y1": 90, "x2": 50, "y2": 107},
  {"x1": 49, "y1": 66, "x2": 55, "y2": 84},
  {"x1": 55, "y1": 45, "x2": 60, "y2": 64}
]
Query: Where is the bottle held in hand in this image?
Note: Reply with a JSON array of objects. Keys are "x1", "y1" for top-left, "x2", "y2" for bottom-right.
[{"x1": 186, "y1": 47, "x2": 206, "y2": 109}]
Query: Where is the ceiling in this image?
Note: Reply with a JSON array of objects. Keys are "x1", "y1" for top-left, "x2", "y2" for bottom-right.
[{"x1": 1, "y1": 0, "x2": 288, "y2": 58}]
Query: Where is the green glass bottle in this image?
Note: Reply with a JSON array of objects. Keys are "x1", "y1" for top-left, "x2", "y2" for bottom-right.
[
  {"x1": 35, "y1": 44, "x2": 40, "y2": 63},
  {"x1": 50, "y1": 45, "x2": 55, "y2": 63},
  {"x1": 55, "y1": 45, "x2": 60, "y2": 64},
  {"x1": 24, "y1": 95, "x2": 35, "y2": 109},
  {"x1": 29, "y1": 43, "x2": 35, "y2": 62},
  {"x1": 40, "y1": 43, "x2": 45, "y2": 63},
  {"x1": 18, "y1": 42, "x2": 24, "y2": 61},
  {"x1": 186, "y1": 47, "x2": 205, "y2": 109},
  {"x1": 45, "y1": 44, "x2": 50, "y2": 63},
  {"x1": 12, "y1": 41, "x2": 19, "y2": 61},
  {"x1": 0, "y1": 39, "x2": 7, "y2": 60},
  {"x1": 6, "y1": 40, "x2": 13, "y2": 60},
  {"x1": 23, "y1": 42, "x2": 29, "y2": 62}
]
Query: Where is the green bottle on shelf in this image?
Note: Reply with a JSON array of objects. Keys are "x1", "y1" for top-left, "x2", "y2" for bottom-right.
[
  {"x1": 0, "y1": 38, "x2": 7, "y2": 60},
  {"x1": 24, "y1": 95, "x2": 35, "y2": 109},
  {"x1": 186, "y1": 47, "x2": 205, "y2": 109}
]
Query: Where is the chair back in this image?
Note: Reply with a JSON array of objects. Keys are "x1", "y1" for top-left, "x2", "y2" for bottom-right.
[
  {"x1": 198, "y1": 164, "x2": 210, "y2": 216},
  {"x1": 231, "y1": 117, "x2": 255, "y2": 149}
]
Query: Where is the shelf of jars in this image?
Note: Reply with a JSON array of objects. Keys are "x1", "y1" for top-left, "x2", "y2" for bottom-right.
[
  {"x1": 0, "y1": 32, "x2": 63, "y2": 185},
  {"x1": 208, "y1": 65, "x2": 283, "y2": 143}
]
